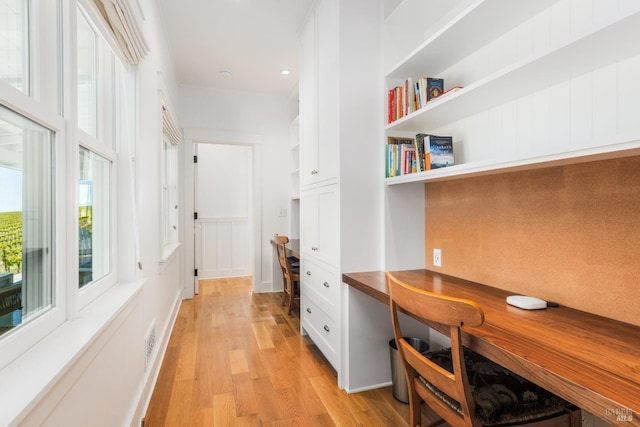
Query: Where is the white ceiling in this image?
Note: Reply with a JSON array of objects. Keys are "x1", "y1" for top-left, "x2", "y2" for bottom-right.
[{"x1": 156, "y1": 0, "x2": 315, "y2": 97}]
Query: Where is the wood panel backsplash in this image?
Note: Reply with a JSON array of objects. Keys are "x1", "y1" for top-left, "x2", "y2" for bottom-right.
[{"x1": 425, "y1": 156, "x2": 640, "y2": 326}]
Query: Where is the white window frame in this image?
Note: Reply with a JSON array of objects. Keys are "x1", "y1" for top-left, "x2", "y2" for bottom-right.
[
  {"x1": 76, "y1": 131, "x2": 117, "y2": 308},
  {"x1": 158, "y1": 73, "x2": 182, "y2": 263},
  {"x1": 75, "y1": 3, "x2": 122, "y2": 309},
  {"x1": 0, "y1": 81, "x2": 67, "y2": 371},
  {"x1": 0, "y1": 0, "x2": 65, "y2": 370},
  {"x1": 161, "y1": 136, "x2": 178, "y2": 248}
]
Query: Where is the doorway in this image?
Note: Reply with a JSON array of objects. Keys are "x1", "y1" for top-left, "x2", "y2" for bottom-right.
[{"x1": 194, "y1": 143, "x2": 253, "y2": 293}]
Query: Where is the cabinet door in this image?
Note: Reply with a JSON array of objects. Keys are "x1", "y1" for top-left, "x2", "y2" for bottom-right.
[
  {"x1": 315, "y1": 0, "x2": 339, "y2": 184},
  {"x1": 300, "y1": 12, "x2": 317, "y2": 187},
  {"x1": 300, "y1": 0, "x2": 339, "y2": 188},
  {"x1": 316, "y1": 185, "x2": 338, "y2": 266},
  {"x1": 300, "y1": 190, "x2": 318, "y2": 259},
  {"x1": 301, "y1": 184, "x2": 338, "y2": 266}
]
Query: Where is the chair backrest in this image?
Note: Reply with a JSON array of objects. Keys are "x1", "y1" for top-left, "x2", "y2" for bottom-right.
[
  {"x1": 386, "y1": 272, "x2": 484, "y2": 427},
  {"x1": 274, "y1": 234, "x2": 293, "y2": 281}
]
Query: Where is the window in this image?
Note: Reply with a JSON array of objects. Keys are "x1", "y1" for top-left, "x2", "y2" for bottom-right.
[
  {"x1": 162, "y1": 137, "x2": 178, "y2": 248},
  {"x1": 0, "y1": 0, "x2": 63, "y2": 365},
  {"x1": 0, "y1": 0, "x2": 59, "y2": 110},
  {"x1": 0, "y1": 0, "x2": 138, "y2": 370},
  {"x1": 159, "y1": 94, "x2": 181, "y2": 256},
  {"x1": 78, "y1": 147, "x2": 111, "y2": 288},
  {"x1": 0, "y1": 104, "x2": 54, "y2": 338},
  {"x1": 76, "y1": 10, "x2": 97, "y2": 137},
  {"x1": 75, "y1": 5, "x2": 119, "y2": 300},
  {"x1": 0, "y1": 0, "x2": 30, "y2": 93}
]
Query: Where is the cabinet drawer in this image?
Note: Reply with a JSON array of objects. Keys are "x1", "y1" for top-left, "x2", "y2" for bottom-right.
[
  {"x1": 301, "y1": 258, "x2": 339, "y2": 312},
  {"x1": 301, "y1": 296, "x2": 338, "y2": 369}
]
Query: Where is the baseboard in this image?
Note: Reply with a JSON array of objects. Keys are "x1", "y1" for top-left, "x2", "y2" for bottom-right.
[{"x1": 128, "y1": 288, "x2": 182, "y2": 427}]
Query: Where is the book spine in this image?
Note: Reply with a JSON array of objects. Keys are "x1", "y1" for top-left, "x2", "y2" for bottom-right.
[{"x1": 387, "y1": 89, "x2": 394, "y2": 124}]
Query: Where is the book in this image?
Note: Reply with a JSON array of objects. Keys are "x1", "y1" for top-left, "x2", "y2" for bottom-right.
[
  {"x1": 427, "y1": 78, "x2": 444, "y2": 101},
  {"x1": 387, "y1": 89, "x2": 394, "y2": 123},
  {"x1": 387, "y1": 79, "x2": 459, "y2": 122},
  {"x1": 406, "y1": 77, "x2": 416, "y2": 115},
  {"x1": 386, "y1": 137, "x2": 415, "y2": 177},
  {"x1": 427, "y1": 85, "x2": 464, "y2": 104},
  {"x1": 414, "y1": 133, "x2": 428, "y2": 172},
  {"x1": 440, "y1": 85, "x2": 464, "y2": 98},
  {"x1": 426, "y1": 135, "x2": 454, "y2": 169},
  {"x1": 400, "y1": 143, "x2": 416, "y2": 175}
]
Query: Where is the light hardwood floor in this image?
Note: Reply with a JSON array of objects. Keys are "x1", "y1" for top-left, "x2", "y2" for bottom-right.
[{"x1": 143, "y1": 277, "x2": 437, "y2": 426}]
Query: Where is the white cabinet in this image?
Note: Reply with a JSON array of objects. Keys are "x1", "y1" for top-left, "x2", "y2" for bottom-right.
[
  {"x1": 301, "y1": 258, "x2": 340, "y2": 314},
  {"x1": 300, "y1": 184, "x2": 338, "y2": 269},
  {"x1": 300, "y1": 184, "x2": 340, "y2": 372},
  {"x1": 298, "y1": 0, "x2": 382, "y2": 390},
  {"x1": 300, "y1": 257, "x2": 340, "y2": 369},
  {"x1": 300, "y1": 291, "x2": 339, "y2": 367},
  {"x1": 299, "y1": 0, "x2": 338, "y2": 188}
]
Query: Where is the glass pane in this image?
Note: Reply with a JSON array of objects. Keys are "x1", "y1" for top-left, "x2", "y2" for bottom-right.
[
  {"x1": 77, "y1": 10, "x2": 97, "y2": 137},
  {"x1": 0, "y1": 0, "x2": 30, "y2": 93},
  {"x1": 0, "y1": 104, "x2": 53, "y2": 338},
  {"x1": 79, "y1": 147, "x2": 110, "y2": 288}
]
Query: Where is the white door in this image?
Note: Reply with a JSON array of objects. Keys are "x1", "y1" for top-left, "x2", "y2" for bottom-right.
[{"x1": 194, "y1": 143, "x2": 253, "y2": 282}]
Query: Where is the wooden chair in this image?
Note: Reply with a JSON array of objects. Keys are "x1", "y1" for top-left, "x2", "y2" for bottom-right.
[
  {"x1": 274, "y1": 234, "x2": 300, "y2": 315},
  {"x1": 386, "y1": 272, "x2": 579, "y2": 427}
]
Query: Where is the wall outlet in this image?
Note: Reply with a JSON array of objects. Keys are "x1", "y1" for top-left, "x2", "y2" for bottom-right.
[{"x1": 433, "y1": 248, "x2": 442, "y2": 267}]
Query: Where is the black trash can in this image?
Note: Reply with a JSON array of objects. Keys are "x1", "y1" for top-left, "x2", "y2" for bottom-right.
[{"x1": 389, "y1": 337, "x2": 430, "y2": 403}]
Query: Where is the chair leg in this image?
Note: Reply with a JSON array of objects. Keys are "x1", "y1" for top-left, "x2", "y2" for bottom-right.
[
  {"x1": 280, "y1": 275, "x2": 287, "y2": 306},
  {"x1": 409, "y1": 387, "x2": 422, "y2": 427},
  {"x1": 287, "y1": 280, "x2": 294, "y2": 315}
]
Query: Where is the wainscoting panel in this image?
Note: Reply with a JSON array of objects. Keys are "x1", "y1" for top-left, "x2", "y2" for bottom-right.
[{"x1": 198, "y1": 217, "x2": 250, "y2": 279}]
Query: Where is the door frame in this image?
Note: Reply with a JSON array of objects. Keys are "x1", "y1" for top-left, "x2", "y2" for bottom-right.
[{"x1": 182, "y1": 128, "x2": 263, "y2": 298}]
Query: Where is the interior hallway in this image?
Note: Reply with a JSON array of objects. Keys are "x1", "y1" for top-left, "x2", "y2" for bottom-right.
[{"x1": 143, "y1": 277, "x2": 438, "y2": 426}]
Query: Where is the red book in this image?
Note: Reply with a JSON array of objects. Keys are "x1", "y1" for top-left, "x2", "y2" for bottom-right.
[{"x1": 388, "y1": 89, "x2": 394, "y2": 123}]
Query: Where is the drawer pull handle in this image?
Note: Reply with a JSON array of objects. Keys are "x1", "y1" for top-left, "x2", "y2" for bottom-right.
[
  {"x1": 306, "y1": 307, "x2": 312, "y2": 314},
  {"x1": 311, "y1": 246, "x2": 318, "y2": 251},
  {"x1": 323, "y1": 282, "x2": 330, "y2": 288},
  {"x1": 306, "y1": 271, "x2": 312, "y2": 276},
  {"x1": 311, "y1": 170, "x2": 319, "y2": 175},
  {"x1": 323, "y1": 325, "x2": 330, "y2": 333}
]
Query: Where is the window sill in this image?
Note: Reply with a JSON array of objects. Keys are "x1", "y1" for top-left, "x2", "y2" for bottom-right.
[
  {"x1": 0, "y1": 279, "x2": 145, "y2": 426},
  {"x1": 159, "y1": 242, "x2": 181, "y2": 267}
]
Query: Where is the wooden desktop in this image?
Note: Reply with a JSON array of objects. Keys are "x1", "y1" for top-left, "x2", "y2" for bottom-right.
[{"x1": 343, "y1": 269, "x2": 640, "y2": 426}]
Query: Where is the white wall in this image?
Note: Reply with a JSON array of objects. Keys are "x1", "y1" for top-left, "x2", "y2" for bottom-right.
[{"x1": 179, "y1": 85, "x2": 292, "y2": 292}]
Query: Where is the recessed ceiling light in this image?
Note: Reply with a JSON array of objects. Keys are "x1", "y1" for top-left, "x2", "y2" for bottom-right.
[
  {"x1": 280, "y1": 69, "x2": 290, "y2": 75},
  {"x1": 219, "y1": 70, "x2": 232, "y2": 77}
]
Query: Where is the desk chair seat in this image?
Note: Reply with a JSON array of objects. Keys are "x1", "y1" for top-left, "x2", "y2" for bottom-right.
[
  {"x1": 386, "y1": 272, "x2": 578, "y2": 427},
  {"x1": 275, "y1": 234, "x2": 300, "y2": 315},
  {"x1": 421, "y1": 349, "x2": 570, "y2": 426}
]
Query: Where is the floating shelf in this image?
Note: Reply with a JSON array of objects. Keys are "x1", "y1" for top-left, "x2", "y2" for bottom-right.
[
  {"x1": 386, "y1": 0, "x2": 558, "y2": 78},
  {"x1": 386, "y1": 136, "x2": 640, "y2": 185},
  {"x1": 386, "y1": 6, "x2": 640, "y2": 133}
]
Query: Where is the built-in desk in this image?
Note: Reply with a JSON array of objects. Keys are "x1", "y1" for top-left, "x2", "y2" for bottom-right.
[
  {"x1": 286, "y1": 239, "x2": 300, "y2": 258},
  {"x1": 343, "y1": 269, "x2": 640, "y2": 426}
]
